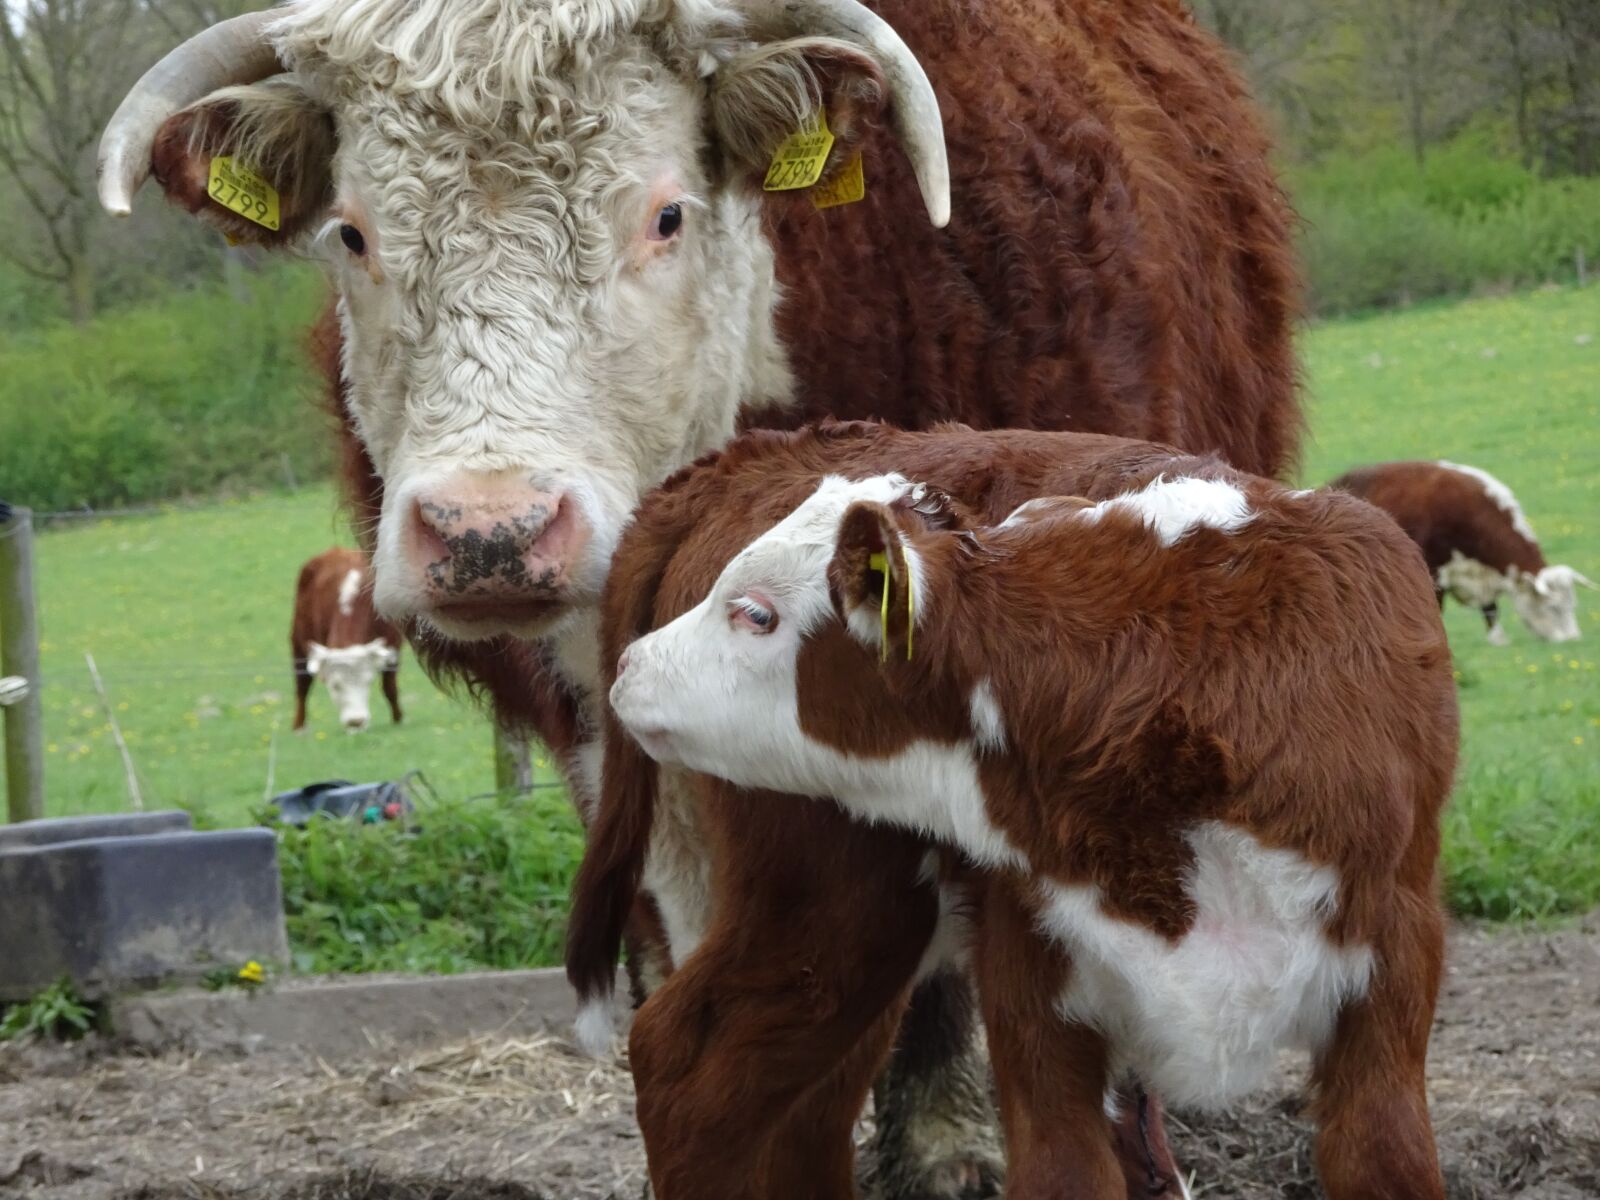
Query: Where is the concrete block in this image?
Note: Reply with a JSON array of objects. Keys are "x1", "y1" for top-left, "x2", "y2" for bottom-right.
[
  {"x1": 109, "y1": 967, "x2": 628, "y2": 1060},
  {"x1": 0, "y1": 828, "x2": 288, "y2": 1000},
  {"x1": 0, "y1": 809, "x2": 190, "y2": 851}
]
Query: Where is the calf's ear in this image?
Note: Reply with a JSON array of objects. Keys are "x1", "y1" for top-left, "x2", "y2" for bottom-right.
[
  {"x1": 150, "y1": 80, "x2": 334, "y2": 247},
  {"x1": 827, "y1": 500, "x2": 922, "y2": 659},
  {"x1": 305, "y1": 642, "x2": 329, "y2": 676}
]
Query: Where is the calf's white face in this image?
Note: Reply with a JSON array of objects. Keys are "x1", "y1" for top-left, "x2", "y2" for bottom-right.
[
  {"x1": 307, "y1": 639, "x2": 398, "y2": 731},
  {"x1": 1512, "y1": 566, "x2": 1592, "y2": 643},
  {"x1": 610, "y1": 473, "x2": 918, "y2": 788}
]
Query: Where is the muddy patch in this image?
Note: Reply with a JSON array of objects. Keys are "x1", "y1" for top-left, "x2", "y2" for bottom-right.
[{"x1": 1, "y1": 919, "x2": 1595, "y2": 1199}]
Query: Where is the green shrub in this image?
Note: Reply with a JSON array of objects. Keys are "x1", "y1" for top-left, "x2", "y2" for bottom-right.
[
  {"x1": 1289, "y1": 137, "x2": 1600, "y2": 314},
  {"x1": 0, "y1": 264, "x2": 329, "y2": 513},
  {"x1": 273, "y1": 793, "x2": 585, "y2": 975}
]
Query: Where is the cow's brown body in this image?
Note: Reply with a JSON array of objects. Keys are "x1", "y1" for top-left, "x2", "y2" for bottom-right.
[
  {"x1": 571, "y1": 422, "x2": 1457, "y2": 1200},
  {"x1": 290, "y1": 547, "x2": 404, "y2": 731},
  {"x1": 295, "y1": 0, "x2": 1301, "y2": 1191}
]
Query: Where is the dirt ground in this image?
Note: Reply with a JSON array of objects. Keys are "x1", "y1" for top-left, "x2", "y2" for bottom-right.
[{"x1": 1, "y1": 919, "x2": 1596, "y2": 1200}]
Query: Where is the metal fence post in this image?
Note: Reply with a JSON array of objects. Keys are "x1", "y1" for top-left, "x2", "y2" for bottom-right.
[{"x1": 1, "y1": 504, "x2": 45, "y2": 823}]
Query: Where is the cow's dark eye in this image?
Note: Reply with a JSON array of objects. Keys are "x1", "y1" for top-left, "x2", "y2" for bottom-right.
[
  {"x1": 649, "y1": 203, "x2": 683, "y2": 242},
  {"x1": 340, "y1": 224, "x2": 366, "y2": 255}
]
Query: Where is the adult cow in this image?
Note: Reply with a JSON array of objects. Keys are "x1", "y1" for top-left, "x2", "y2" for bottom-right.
[
  {"x1": 291, "y1": 546, "x2": 403, "y2": 731},
  {"x1": 1330, "y1": 460, "x2": 1593, "y2": 644},
  {"x1": 99, "y1": 0, "x2": 1299, "y2": 1193}
]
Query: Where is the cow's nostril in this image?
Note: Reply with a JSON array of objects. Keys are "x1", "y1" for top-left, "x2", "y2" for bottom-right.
[
  {"x1": 413, "y1": 499, "x2": 453, "y2": 562},
  {"x1": 616, "y1": 648, "x2": 631, "y2": 677}
]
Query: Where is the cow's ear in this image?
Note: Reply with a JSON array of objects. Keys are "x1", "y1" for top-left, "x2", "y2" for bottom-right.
[
  {"x1": 708, "y1": 38, "x2": 896, "y2": 206},
  {"x1": 150, "y1": 80, "x2": 334, "y2": 247},
  {"x1": 827, "y1": 500, "x2": 922, "y2": 659},
  {"x1": 305, "y1": 642, "x2": 329, "y2": 676},
  {"x1": 369, "y1": 640, "x2": 400, "y2": 670}
]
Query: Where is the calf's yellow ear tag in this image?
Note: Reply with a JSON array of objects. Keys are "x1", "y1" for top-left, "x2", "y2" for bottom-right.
[
  {"x1": 208, "y1": 156, "x2": 281, "y2": 231},
  {"x1": 764, "y1": 109, "x2": 835, "y2": 192},
  {"x1": 867, "y1": 548, "x2": 915, "y2": 663}
]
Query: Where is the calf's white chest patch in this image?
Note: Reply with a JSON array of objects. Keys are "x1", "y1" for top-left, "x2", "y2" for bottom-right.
[{"x1": 1040, "y1": 822, "x2": 1373, "y2": 1109}]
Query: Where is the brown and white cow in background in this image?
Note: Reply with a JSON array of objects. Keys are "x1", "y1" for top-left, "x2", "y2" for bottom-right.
[
  {"x1": 101, "y1": 0, "x2": 1302, "y2": 1191},
  {"x1": 292, "y1": 547, "x2": 402, "y2": 732},
  {"x1": 572, "y1": 424, "x2": 1458, "y2": 1200},
  {"x1": 1331, "y1": 460, "x2": 1593, "y2": 644}
]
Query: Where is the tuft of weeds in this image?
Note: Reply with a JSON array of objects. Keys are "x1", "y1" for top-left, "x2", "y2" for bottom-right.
[{"x1": 0, "y1": 979, "x2": 98, "y2": 1042}]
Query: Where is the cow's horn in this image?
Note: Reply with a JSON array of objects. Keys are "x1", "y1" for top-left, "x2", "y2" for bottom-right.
[
  {"x1": 744, "y1": 0, "x2": 950, "y2": 228},
  {"x1": 98, "y1": 10, "x2": 285, "y2": 218}
]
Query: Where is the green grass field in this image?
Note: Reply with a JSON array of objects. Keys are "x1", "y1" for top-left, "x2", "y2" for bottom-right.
[
  {"x1": 30, "y1": 492, "x2": 527, "y2": 819},
  {"x1": 21, "y1": 284, "x2": 1600, "y2": 926}
]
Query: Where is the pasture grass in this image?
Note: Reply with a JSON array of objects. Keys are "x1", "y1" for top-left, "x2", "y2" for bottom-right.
[
  {"x1": 1298, "y1": 284, "x2": 1600, "y2": 920},
  {"x1": 16, "y1": 284, "x2": 1600, "y2": 977}
]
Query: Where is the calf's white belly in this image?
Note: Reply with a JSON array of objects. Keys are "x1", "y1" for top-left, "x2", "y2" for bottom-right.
[{"x1": 1039, "y1": 822, "x2": 1373, "y2": 1109}]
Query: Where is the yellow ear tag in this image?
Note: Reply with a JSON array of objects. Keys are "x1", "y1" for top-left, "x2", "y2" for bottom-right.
[
  {"x1": 867, "y1": 548, "x2": 914, "y2": 663},
  {"x1": 812, "y1": 153, "x2": 865, "y2": 210},
  {"x1": 764, "y1": 108, "x2": 835, "y2": 192},
  {"x1": 903, "y1": 544, "x2": 914, "y2": 662},
  {"x1": 869, "y1": 551, "x2": 890, "y2": 663},
  {"x1": 207, "y1": 156, "x2": 281, "y2": 231}
]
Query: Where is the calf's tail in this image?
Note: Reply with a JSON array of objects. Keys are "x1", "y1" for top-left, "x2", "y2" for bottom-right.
[
  {"x1": 564, "y1": 710, "x2": 660, "y2": 1057},
  {"x1": 563, "y1": 505, "x2": 690, "y2": 1057}
]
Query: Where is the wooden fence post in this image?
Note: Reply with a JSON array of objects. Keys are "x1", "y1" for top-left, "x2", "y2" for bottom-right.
[
  {"x1": 493, "y1": 722, "x2": 534, "y2": 795},
  {"x1": 1, "y1": 505, "x2": 45, "y2": 823}
]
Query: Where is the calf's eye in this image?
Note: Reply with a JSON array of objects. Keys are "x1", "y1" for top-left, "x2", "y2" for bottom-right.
[
  {"x1": 649, "y1": 202, "x2": 683, "y2": 242},
  {"x1": 730, "y1": 596, "x2": 778, "y2": 634},
  {"x1": 339, "y1": 224, "x2": 366, "y2": 255}
]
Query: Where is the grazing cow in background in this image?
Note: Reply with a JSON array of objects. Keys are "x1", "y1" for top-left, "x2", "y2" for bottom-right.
[
  {"x1": 1331, "y1": 460, "x2": 1593, "y2": 644},
  {"x1": 573, "y1": 424, "x2": 1458, "y2": 1200},
  {"x1": 103, "y1": 0, "x2": 1301, "y2": 1190},
  {"x1": 292, "y1": 547, "x2": 402, "y2": 732}
]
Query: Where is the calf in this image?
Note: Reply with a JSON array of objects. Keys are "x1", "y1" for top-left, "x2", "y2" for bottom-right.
[
  {"x1": 571, "y1": 427, "x2": 1457, "y2": 1200},
  {"x1": 291, "y1": 547, "x2": 403, "y2": 732},
  {"x1": 1331, "y1": 459, "x2": 1593, "y2": 644}
]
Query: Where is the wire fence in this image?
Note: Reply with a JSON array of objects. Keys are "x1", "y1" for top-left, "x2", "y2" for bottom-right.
[
  {"x1": 9, "y1": 493, "x2": 551, "y2": 819},
  {"x1": 33, "y1": 495, "x2": 345, "y2": 527}
]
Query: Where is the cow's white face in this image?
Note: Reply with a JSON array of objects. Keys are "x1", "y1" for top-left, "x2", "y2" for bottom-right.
[
  {"x1": 307, "y1": 639, "x2": 398, "y2": 730},
  {"x1": 1513, "y1": 566, "x2": 1593, "y2": 642},
  {"x1": 307, "y1": 29, "x2": 791, "y2": 641},
  {"x1": 102, "y1": 0, "x2": 948, "y2": 647},
  {"x1": 610, "y1": 473, "x2": 915, "y2": 788}
]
